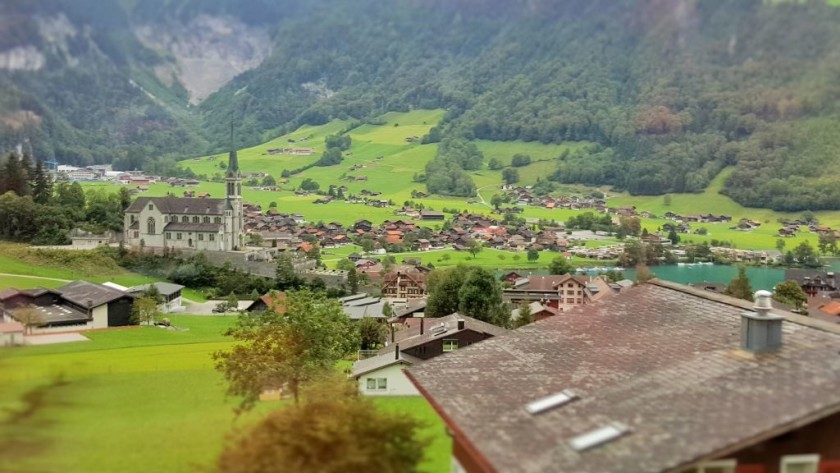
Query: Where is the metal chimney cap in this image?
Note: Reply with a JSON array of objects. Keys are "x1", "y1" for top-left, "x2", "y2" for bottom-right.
[{"x1": 753, "y1": 290, "x2": 773, "y2": 311}]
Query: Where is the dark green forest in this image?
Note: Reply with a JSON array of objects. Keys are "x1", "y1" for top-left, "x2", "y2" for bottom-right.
[{"x1": 4, "y1": 0, "x2": 840, "y2": 209}]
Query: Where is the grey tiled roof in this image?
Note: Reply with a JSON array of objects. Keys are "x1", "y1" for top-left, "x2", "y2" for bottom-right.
[
  {"x1": 408, "y1": 281, "x2": 840, "y2": 473},
  {"x1": 126, "y1": 197, "x2": 226, "y2": 215},
  {"x1": 383, "y1": 313, "x2": 508, "y2": 352},
  {"x1": 58, "y1": 280, "x2": 133, "y2": 308}
]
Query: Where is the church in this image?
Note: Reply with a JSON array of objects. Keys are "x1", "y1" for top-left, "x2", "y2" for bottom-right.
[{"x1": 124, "y1": 147, "x2": 244, "y2": 252}]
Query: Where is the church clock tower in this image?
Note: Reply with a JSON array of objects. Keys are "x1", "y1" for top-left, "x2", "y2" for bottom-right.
[{"x1": 225, "y1": 125, "x2": 244, "y2": 250}]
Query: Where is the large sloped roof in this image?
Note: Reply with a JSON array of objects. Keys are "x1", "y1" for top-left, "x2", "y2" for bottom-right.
[
  {"x1": 57, "y1": 280, "x2": 133, "y2": 308},
  {"x1": 407, "y1": 281, "x2": 840, "y2": 473},
  {"x1": 126, "y1": 196, "x2": 225, "y2": 215}
]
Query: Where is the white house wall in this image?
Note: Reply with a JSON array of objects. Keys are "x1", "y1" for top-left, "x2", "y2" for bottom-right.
[{"x1": 356, "y1": 363, "x2": 420, "y2": 396}]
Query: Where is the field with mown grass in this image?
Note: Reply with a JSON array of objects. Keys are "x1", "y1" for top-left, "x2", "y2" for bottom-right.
[
  {"x1": 0, "y1": 243, "x2": 206, "y2": 301},
  {"x1": 0, "y1": 315, "x2": 450, "y2": 473},
  {"x1": 76, "y1": 109, "x2": 840, "y2": 256}
]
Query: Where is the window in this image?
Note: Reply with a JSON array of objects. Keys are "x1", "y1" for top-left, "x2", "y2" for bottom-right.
[
  {"x1": 365, "y1": 377, "x2": 387, "y2": 391},
  {"x1": 214, "y1": 217, "x2": 222, "y2": 224},
  {"x1": 781, "y1": 455, "x2": 819, "y2": 473},
  {"x1": 176, "y1": 233, "x2": 182, "y2": 240},
  {"x1": 193, "y1": 216, "x2": 199, "y2": 223},
  {"x1": 566, "y1": 290, "x2": 575, "y2": 295},
  {"x1": 148, "y1": 204, "x2": 153, "y2": 210},
  {"x1": 198, "y1": 234, "x2": 204, "y2": 241},
  {"x1": 182, "y1": 216, "x2": 189, "y2": 223},
  {"x1": 443, "y1": 340, "x2": 458, "y2": 352},
  {"x1": 165, "y1": 232, "x2": 171, "y2": 239},
  {"x1": 133, "y1": 231, "x2": 139, "y2": 238},
  {"x1": 203, "y1": 216, "x2": 210, "y2": 223},
  {"x1": 147, "y1": 217, "x2": 156, "y2": 234},
  {"x1": 209, "y1": 234, "x2": 215, "y2": 241}
]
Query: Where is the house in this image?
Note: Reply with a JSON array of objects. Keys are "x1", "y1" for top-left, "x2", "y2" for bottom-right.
[
  {"x1": 0, "y1": 281, "x2": 135, "y2": 331},
  {"x1": 381, "y1": 271, "x2": 427, "y2": 299},
  {"x1": 408, "y1": 281, "x2": 840, "y2": 473},
  {"x1": 0, "y1": 321, "x2": 24, "y2": 346},
  {"x1": 351, "y1": 351, "x2": 422, "y2": 396},
  {"x1": 69, "y1": 228, "x2": 116, "y2": 248},
  {"x1": 341, "y1": 295, "x2": 388, "y2": 320},
  {"x1": 503, "y1": 274, "x2": 613, "y2": 313},
  {"x1": 501, "y1": 271, "x2": 524, "y2": 284},
  {"x1": 246, "y1": 291, "x2": 287, "y2": 314},
  {"x1": 382, "y1": 313, "x2": 507, "y2": 361},
  {"x1": 126, "y1": 282, "x2": 184, "y2": 313},
  {"x1": 510, "y1": 301, "x2": 558, "y2": 322},
  {"x1": 784, "y1": 270, "x2": 838, "y2": 297}
]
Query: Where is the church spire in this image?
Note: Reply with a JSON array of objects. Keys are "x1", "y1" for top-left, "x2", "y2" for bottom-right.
[{"x1": 226, "y1": 120, "x2": 239, "y2": 177}]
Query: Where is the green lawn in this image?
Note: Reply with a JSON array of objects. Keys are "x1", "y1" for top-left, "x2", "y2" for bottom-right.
[{"x1": 0, "y1": 315, "x2": 449, "y2": 473}]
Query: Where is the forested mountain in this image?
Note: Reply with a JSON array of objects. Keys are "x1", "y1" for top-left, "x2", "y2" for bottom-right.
[{"x1": 4, "y1": 0, "x2": 840, "y2": 210}]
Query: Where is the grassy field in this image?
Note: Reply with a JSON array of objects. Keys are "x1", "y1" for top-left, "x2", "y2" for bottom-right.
[
  {"x1": 0, "y1": 243, "x2": 206, "y2": 301},
  {"x1": 75, "y1": 109, "x2": 840, "y2": 254},
  {"x1": 0, "y1": 315, "x2": 450, "y2": 473}
]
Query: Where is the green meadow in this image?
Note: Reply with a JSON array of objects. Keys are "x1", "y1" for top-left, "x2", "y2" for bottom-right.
[
  {"x1": 0, "y1": 315, "x2": 450, "y2": 473},
  {"x1": 76, "y1": 109, "x2": 838, "y2": 254}
]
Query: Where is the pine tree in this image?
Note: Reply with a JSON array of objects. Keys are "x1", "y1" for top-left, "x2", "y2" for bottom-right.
[
  {"x1": 725, "y1": 266, "x2": 754, "y2": 302},
  {"x1": 31, "y1": 159, "x2": 53, "y2": 204}
]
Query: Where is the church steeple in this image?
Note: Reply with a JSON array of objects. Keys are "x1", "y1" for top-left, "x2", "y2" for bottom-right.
[{"x1": 226, "y1": 121, "x2": 240, "y2": 178}]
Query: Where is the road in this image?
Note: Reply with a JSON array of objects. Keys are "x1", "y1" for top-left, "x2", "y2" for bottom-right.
[{"x1": 0, "y1": 273, "x2": 71, "y2": 282}]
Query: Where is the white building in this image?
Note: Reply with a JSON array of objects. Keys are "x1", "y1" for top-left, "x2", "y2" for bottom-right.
[
  {"x1": 0, "y1": 321, "x2": 24, "y2": 346},
  {"x1": 123, "y1": 148, "x2": 244, "y2": 251},
  {"x1": 351, "y1": 352, "x2": 421, "y2": 396}
]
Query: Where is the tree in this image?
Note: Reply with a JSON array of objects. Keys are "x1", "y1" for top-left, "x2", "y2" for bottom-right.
[
  {"x1": 299, "y1": 178, "x2": 320, "y2": 191},
  {"x1": 548, "y1": 256, "x2": 573, "y2": 275},
  {"x1": 514, "y1": 301, "x2": 534, "y2": 328},
  {"x1": 426, "y1": 266, "x2": 469, "y2": 317},
  {"x1": 226, "y1": 292, "x2": 240, "y2": 311},
  {"x1": 12, "y1": 305, "x2": 45, "y2": 334},
  {"x1": 527, "y1": 248, "x2": 540, "y2": 262},
  {"x1": 775, "y1": 238, "x2": 786, "y2": 253},
  {"x1": 773, "y1": 280, "x2": 807, "y2": 311},
  {"x1": 31, "y1": 160, "x2": 52, "y2": 204},
  {"x1": 458, "y1": 267, "x2": 507, "y2": 326},
  {"x1": 347, "y1": 267, "x2": 359, "y2": 294},
  {"x1": 667, "y1": 228, "x2": 680, "y2": 245},
  {"x1": 663, "y1": 194, "x2": 672, "y2": 206},
  {"x1": 262, "y1": 175, "x2": 276, "y2": 187},
  {"x1": 214, "y1": 290, "x2": 358, "y2": 410},
  {"x1": 793, "y1": 241, "x2": 820, "y2": 267},
  {"x1": 131, "y1": 296, "x2": 159, "y2": 325},
  {"x1": 358, "y1": 317, "x2": 387, "y2": 350},
  {"x1": 215, "y1": 376, "x2": 426, "y2": 473},
  {"x1": 724, "y1": 266, "x2": 754, "y2": 302},
  {"x1": 490, "y1": 194, "x2": 504, "y2": 210},
  {"x1": 634, "y1": 263, "x2": 654, "y2": 283},
  {"x1": 467, "y1": 238, "x2": 483, "y2": 259},
  {"x1": 488, "y1": 157, "x2": 503, "y2": 170},
  {"x1": 511, "y1": 153, "x2": 531, "y2": 167},
  {"x1": 818, "y1": 232, "x2": 838, "y2": 256},
  {"x1": 382, "y1": 301, "x2": 393, "y2": 318},
  {"x1": 276, "y1": 253, "x2": 301, "y2": 289},
  {"x1": 502, "y1": 168, "x2": 519, "y2": 185}
]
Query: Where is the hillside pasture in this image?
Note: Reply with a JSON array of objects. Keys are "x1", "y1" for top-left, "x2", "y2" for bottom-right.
[{"x1": 0, "y1": 316, "x2": 449, "y2": 473}]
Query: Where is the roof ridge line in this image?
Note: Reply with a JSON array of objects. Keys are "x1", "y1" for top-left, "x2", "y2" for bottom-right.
[{"x1": 648, "y1": 279, "x2": 840, "y2": 335}]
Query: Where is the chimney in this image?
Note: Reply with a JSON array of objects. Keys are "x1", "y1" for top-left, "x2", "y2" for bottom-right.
[
  {"x1": 740, "y1": 290, "x2": 783, "y2": 353},
  {"x1": 420, "y1": 318, "x2": 424, "y2": 335},
  {"x1": 457, "y1": 319, "x2": 465, "y2": 330},
  {"x1": 87, "y1": 299, "x2": 93, "y2": 308},
  {"x1": 390, "y1": 323, "x2": 395, "y2": 343},
  {"x1": 394, "y1": 344, "x2": 400, "y2": 360}
]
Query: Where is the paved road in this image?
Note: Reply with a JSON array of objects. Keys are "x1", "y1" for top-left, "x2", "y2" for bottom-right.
[{"x1": 0, "y1": 273, "x2": 71, "y2": 282}]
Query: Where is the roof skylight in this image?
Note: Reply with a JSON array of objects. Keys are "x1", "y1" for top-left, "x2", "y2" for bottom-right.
[
  {"x1": 525, "y1": 389, "x2": 578, "y2": 415},
  {"x1": 569, "y1": 422, "x2": 630, "y2": 452}
]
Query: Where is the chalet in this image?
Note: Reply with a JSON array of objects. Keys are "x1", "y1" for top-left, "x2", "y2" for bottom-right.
[
  {"x1": 382, "y1": 271, "x2": 427, "y2": 299},
  {"x1": 503, "y1": 274, "x2": 613, "y2": 313},
  {"x1": 501, "y1": 271, "x2": 524, "y2": 284},
  {"x1": 246, "y1": 291, "x2": 287, "y2": 314},
  {"x1": 408, "y1": 281, "x2": 840, "y2": 473},
  {"x1": 511, "y1": 301, "x2": 558, "y2": 322},
  {"x1": 784, "y1": 270, "x2": 838, "y2": 297}
]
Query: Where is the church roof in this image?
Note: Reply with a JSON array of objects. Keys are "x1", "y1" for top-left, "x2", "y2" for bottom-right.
[
  {"x1": 226, "y1": 148, "x2": 240, "y2": 178},
  {"x1": 126, "y1": 197, "x2": 226, "y2": 215},
  {"x1": 164, "y1": 222, "x2": 224, "y2": 232}
]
